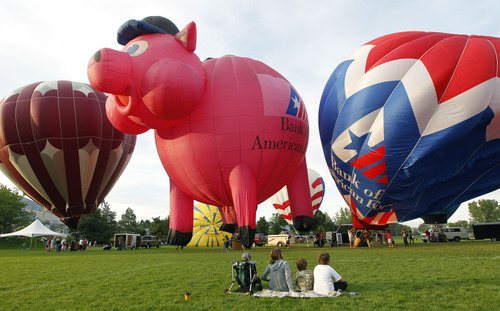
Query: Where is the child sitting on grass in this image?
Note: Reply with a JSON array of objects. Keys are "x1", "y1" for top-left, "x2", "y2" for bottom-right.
[
  {"x1": 294, "y1": 257, "x2": 313, "y2": 291},
  {"x1": 313, "y1": 252, "x2": 348, "y2": 295}
]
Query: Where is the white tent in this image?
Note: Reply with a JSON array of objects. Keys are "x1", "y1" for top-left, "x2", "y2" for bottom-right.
[{"x1": 0, "y1": 219, "x2": 66, "y2": 249}]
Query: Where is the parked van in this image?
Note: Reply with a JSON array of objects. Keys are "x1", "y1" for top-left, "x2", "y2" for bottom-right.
[
  {"x1": 421, "y1": 227, "x2": 469, "y2": 242},
  {"x1": 440, "y1": 227, "x2": 469, "y2": 242}
]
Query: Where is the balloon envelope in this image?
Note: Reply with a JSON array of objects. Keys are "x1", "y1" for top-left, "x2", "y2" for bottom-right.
[
  {"x1": 0, "y1": 81, "x2": 136, "y2": 228},
  {"x1": 270, "y1": 168, "x2": 325, "y2": 225},
  {"x1": 319, "y1": 31, "x2": 500, "y2": 227},
  {"x1": 187, "y1": 203, "x2": 231, "y2": 247}
]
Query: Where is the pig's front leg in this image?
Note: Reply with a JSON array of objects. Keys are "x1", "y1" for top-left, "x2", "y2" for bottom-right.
[
  {"x1": 166, "y1": 180, "x2": 194, "y2": 246},
  {"x1": 229, "y1": 164, "x2": 257, "y2": 248},
  {"x1": 288, "y1": 159, "x2": 314, "y2": 231}
]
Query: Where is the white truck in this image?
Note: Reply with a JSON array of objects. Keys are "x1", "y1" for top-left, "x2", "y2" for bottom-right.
[{"x1": 421, "y1": 227, "x2": 468, "y2": 242}]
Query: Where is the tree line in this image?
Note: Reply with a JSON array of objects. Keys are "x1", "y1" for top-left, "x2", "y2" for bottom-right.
[{"x1": 1, "y1": 183, "x2": 500, "y2": 243}]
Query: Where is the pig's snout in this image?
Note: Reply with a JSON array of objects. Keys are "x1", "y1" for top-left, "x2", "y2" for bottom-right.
[{"x1": 87, "y1": 48, "x2": 131, "y2": 95}]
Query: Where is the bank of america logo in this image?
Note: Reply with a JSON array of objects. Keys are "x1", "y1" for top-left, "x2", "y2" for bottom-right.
[{"x1": 286, "y1": 86, "x2": 306, "y2": 120}]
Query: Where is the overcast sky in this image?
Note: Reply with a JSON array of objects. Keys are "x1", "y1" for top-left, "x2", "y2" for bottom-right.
[{"x1": 1, "y1": 0, "x2": 499, "y2": 228}]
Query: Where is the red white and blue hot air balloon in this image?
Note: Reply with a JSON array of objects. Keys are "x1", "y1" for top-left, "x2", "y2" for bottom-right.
[
  {"x1": 270, "y1": 168, "x2": 325, "y2": 226},
  {"x1": 319, "y1": 32, "x2": 500, "y2": 228}
]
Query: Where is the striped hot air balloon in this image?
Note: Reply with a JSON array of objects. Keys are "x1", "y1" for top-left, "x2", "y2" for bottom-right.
[
  {"x1": 0, "y1": 81, "x2": 136, "y2": 229},
  {"x1": 319, "y1": 31, "x2": 500, "y2": 228},
  {"x1": 269, "y1": 168, "x2": 325, "y2": 225}
]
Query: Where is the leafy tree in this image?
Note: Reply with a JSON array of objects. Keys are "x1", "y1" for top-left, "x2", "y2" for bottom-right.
[
  {"x1": 324, "y1": 213, "x2": 337, "y2": 231},
  {"x1": 100, "y1": 201, "x2": 117, "y2": 230},
  {"x1": 269, "y1": 213, "x2": 288, "y2": 234},
  {"x1": 388, "y1": 223, "x2": 412, "y2": 236},
  {"x1": 418, "y1": 223, "x2": 431, "y2": 234},
  {"x1": 76, "y1": 201, "x2": 117, "y2": 244},
  {"x1": 468, "y1": 199, "x2": 500, "y2": 223},
  {"x1": 333, "y1": 207, "x2": 352, "y2": 225},
  {"x1": 77, "y1": 209, "x2": 108, "y2": 243},
  {"x1": 256, "y1": 216, "x2": 269, "y2": 235},
  {"x1": 149, "y1": 216, "x2": 169, "y2": 240},
  {"x1": 311, "y1": 210, "x2": 336, "y2": 232},
  {"x1": 117, "y1": 207, "x2": 139, "y2": 233},
  {"x1": 137, "y1": 219, "x2": 151, "y2": 236},
  {"x1": 448, "y1": 220, "x2": 470, "y2": 230},
  {"x1": 0, "y1": 185, "x2": 31, "y2": 233}
]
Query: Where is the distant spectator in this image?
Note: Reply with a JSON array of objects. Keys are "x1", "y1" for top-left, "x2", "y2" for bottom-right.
[
  {"x1": 61, "y1": 238, "x2": 66, "y2": 252},
  {"x1": 348, "y1": 229, "x2": 355, "y2": 248},
  {"x1": 50, "y1": 237, "x2": 55, "y2": 252},
  {"x1": 387, "y1": 230, "x2": 393, "y2": 248},
  {"x1": 402, "y1": 228, "x2": 409, "y2": 246},
  {"x1": 55, "y1": 238, "x2": 62, "y2": 252},
  {"x1": 433, "y1": 228, "x2": 440, "y2": 242},
  {"x1": 117, "y1": 236, "x2": 124, "y2": 251},
  {"x1": 363, "y1": 229, "x2": 372, "y2": 247}
]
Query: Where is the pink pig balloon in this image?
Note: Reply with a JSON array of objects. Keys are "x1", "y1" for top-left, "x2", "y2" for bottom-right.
[{"x1": 88, "y1": 16, "x2": 313, "y2": 247}]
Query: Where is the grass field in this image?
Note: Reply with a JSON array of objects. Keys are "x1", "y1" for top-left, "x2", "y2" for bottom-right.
[{"x1": 0, "y1": 238, "x2": 498, "y2": 311}]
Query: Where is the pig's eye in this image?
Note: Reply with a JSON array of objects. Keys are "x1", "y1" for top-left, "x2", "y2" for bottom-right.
[{"x1": 125, "y1": 40, "x2": 149, "y2": 57}]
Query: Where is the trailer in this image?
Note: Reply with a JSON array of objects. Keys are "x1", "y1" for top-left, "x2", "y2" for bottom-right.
[
  {"x1": 114, "y1": 233, "x2": 141, "y2": 249},
  {"x1": 267, "y1": 234, "x2": 290, "y2": 246},
  {"x1": 335, "y1": 224, "x2": 353, "y2": 245},
  {"x1": 472, "y1": 222, "x2": 500, "y2": 241}
]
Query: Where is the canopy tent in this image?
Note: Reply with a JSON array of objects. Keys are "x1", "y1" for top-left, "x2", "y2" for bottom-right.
[{"x1": 0, "y1": 219, "x2": 66, "y2": 249}]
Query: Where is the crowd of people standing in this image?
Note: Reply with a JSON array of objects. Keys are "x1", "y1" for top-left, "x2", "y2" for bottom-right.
[
  {"x1": 43, "y1": 237, "x2": 97, "y2": 252},
  {"x1": 347, "y1": 228, "x2": 415, "y2": 248}
]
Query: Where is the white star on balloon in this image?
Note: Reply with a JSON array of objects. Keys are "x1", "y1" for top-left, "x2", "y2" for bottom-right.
[{"x1": 292, "y1": 96, "x2": 300, "y2": 109}]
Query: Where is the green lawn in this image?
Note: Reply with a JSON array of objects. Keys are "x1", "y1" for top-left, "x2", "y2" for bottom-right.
[{"x1": 0, "y1": 238, "x2": 498, "y2": 310}]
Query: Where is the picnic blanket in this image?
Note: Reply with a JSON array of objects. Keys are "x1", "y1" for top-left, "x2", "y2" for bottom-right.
[{"x1": 253, "y1": 289, "x2": 342, "y2": 298}]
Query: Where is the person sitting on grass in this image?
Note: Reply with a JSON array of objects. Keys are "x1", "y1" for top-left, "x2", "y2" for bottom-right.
[
  {"x1": 294, "y1": 257, "x2": 313, "y2": 291},
  {"x1": 235, "y1": 252, "x2": 262, "y2": 292},
  {"x1": 313, "y1": 252, "x2": 348, "y2": 295},
  {"x1": 261, "y1": 248, "x2": 294, "y2": 292}
]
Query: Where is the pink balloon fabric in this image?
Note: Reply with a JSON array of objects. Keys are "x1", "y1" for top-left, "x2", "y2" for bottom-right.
[{"x1": 88, "y1": 16, "x2": 314, "y2": 247}]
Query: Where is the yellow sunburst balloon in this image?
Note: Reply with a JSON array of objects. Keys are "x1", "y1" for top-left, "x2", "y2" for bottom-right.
[{"x1": 187, "y1": 203, "x2": 231, "y2": 247}]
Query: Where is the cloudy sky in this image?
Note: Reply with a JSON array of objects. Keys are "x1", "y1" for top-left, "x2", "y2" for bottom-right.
[{"x1": 1, "y1": 0, "x2": 499, "y2": 227}]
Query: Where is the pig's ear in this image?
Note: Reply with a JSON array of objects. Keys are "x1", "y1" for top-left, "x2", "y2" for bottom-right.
[{"x1": 175, "y1": 22, "x2": 197, "y2": 51}]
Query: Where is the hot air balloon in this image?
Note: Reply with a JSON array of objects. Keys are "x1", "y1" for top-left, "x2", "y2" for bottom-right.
[
  {"x1": 319, "y1": 31, "x2": 500, "y2": 228},
  {"x1": 87, "y1": 16, "x2": 314, "y2": 247},
  {"x1": 0, "y1": 81, "x2": 136, "y2": 228},
  {"x1": 269, "y1": 168, "x2": 325, "y2": 226},
  {"x1": 187, "y1": 203, "x2": 231, "y2": 247}
]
